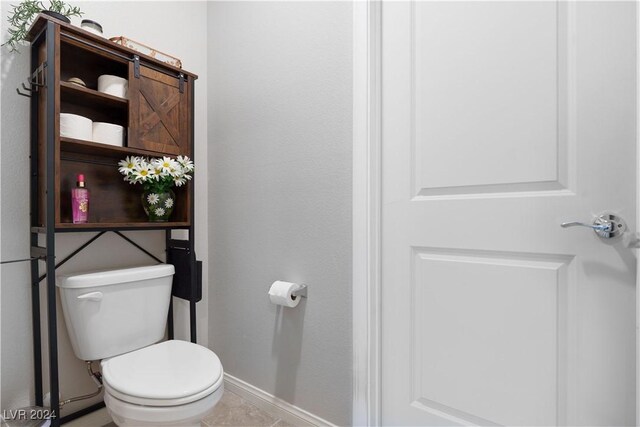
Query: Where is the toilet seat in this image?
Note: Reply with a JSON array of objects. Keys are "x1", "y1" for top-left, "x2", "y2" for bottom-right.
[
  {"x1": 101, "y1": 340, "x2": 223, "y2": 407},
  {"x1": 104, "y1": 373, "x2": 223, "y2": 407},
  {"x1": 104, "y1": 382, "x2": 224, "y2": 427}
]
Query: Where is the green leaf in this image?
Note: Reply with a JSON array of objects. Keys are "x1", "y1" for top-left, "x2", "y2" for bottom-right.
[{"x1": 3, "y1": 0, "x2": 83, "y2": 53}]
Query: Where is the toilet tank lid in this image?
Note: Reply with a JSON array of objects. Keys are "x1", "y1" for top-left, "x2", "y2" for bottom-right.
[{"x1": 57, "y1": 264, "x2": 175, "y2": 289}]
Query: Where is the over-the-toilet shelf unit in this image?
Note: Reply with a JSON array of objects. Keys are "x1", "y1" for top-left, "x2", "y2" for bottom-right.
[{"x1": 25, "y1": 14, "x2": 201, "y2": 426}]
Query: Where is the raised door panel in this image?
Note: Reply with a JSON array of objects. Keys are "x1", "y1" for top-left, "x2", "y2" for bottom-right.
[
  {"x1": 129, "y1": 65, "x2": 191, "y2": 156},
  {"x1": 410, "y1": 248, "x2": 572, "y2": 426},
  {"x1": 412, "y1": 1, "x2": 568, "y2": 197}
]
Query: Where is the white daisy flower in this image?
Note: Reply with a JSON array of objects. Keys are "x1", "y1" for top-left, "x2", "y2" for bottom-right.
[
  {"x1": 147, "y1": 193, "x2": 160, "y2": 205},
  {"x1": 133, "y1": 162, "x2": 152, "y2": 182},
  {"x1": 169, "y1": 166, "x2": 183, "y2": 178},
  {"x1": 118, "y1": 156, "x2": 139, "y2": 175},
  {"x1": 151, "y1": 167, "x2": 164, "y2": 180},
  {"x1": 165, "y1": 198, "x2": 174, "y2": 208},
  {"x1": 174, "y1": 176, "x2": 187, "y2": 187},
  {"x1": 177, "y1": 156, "x2": 194, "y2": 172},
  {"x1": 154, "y1": 156, "x2": 179, "y2": 174},
  {"x1": 174, "y1": 167, "x2": 191, "y2": 180},
  {"x1": 155, "y1": 207, "x2": 166, "y2": 216}
]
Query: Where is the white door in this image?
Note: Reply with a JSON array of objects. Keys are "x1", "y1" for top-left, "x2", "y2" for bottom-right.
[{"x1": 381, "y1": 2, "x2": 636, "y2": 426}]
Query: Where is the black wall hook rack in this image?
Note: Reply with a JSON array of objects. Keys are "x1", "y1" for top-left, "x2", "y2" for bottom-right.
[
  {"x1": 17, "y1": 87, "x2": 32, "y2": 98},
  {"x1": 17, "y1": 62, "x2": 47, "y2": 97}
]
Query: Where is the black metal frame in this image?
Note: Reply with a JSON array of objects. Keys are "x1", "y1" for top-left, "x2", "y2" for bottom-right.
[
  {"x1": 27, "y1": 21, "x2": 199, "y2": 426},
  {"x1": 29, "y1": 23, "x2": 44, "y2": 411},
  {"x1": 59, "y1": 402, "x2": 106, "y2": 425}
]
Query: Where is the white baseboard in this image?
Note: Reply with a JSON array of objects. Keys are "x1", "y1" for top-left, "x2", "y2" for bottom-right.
[{"x1": 223, "y1": 373, "x2": 337, "y2": 427}]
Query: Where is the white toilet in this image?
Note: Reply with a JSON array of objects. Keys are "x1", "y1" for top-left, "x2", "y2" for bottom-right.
[{"x1": 57, "y1": 264, "x2": 223, "y2": 426}]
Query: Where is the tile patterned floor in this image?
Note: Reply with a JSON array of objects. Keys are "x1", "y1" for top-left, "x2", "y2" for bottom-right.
[
  {"x1": 66, "y1": 391, "x2": 293, "y2": 427},
  {"x1": 201, "y1": 391, "x2": 292, "y2": 427}
]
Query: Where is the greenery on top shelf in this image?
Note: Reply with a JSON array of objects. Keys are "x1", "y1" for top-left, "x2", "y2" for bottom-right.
[{"x1": 2, "y1": 0, "x2": 83, "y2": 52}]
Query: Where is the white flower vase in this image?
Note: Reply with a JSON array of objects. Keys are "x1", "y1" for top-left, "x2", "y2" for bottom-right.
[{"x1": 142, "y1": 190, "x2": 175, "y2": 222}]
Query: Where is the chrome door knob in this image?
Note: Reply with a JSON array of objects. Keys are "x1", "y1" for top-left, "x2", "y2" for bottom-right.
[{"x1": 561, "y1": 213, "x2": 626, "y2": 239}]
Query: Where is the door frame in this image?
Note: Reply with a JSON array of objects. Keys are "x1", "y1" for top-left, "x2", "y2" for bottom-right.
[
  {"x1": 636, "y1": 3, "x2": 640, "y2": 425},
  {"x1": 355, "y1": 2, "x2": 640, "y2": 425},
  {"x1": 352, "y1": 1, "x2": 382, "y2": 425}
]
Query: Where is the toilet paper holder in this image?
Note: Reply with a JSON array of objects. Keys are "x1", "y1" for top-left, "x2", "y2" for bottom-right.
[{"x1": 291, "y1": 284, "x2": 308, "y2": 299}]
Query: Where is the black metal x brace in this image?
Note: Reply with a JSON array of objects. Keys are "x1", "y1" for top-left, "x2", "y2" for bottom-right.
[{"x1": 31, "y1": 231, "x2": 163, "y2": 283}]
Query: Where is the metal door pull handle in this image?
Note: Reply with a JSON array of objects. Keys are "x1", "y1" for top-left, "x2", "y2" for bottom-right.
[
  {"x1": 560, "y1": 221, "x2": 612, "y2": 232},
  {"x1": 560, "y1": 213, "x2": 626, "y2": 239}
]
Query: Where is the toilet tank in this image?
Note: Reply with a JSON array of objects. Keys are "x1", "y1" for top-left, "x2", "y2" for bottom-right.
[{"x1": 57, "y1": 264, "x2": 175, "y2": 361}]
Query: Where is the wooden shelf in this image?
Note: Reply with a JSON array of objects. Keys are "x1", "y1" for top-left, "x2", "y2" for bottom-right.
[
  {"x1": 55, "y1": 222, "x2": 190, "y2": 232},
  {"x1": 31, "y1": 14, "x2": 194, "y2": 233},
  {"x1": 58, "y1": 137, "x2": 191, "y2": 227},
  {"x1": 61, "y1": 81, "x2": 128, "y2": 108},
  {"x1": 60, "y1": 137, "x2": 163, "y2": 159},
  {"x1": 60, "y1": 80, "x2": 128, "y2": 127}
]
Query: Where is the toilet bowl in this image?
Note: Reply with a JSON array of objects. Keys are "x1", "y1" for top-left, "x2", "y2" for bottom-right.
[{"x1": 101, "y1": 340, "x2": 224, "y2": 427}]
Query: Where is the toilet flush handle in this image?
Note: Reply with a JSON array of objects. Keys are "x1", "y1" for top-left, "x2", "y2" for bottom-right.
[{"x1": 77, "y1": 291, "x2": 103, "y2": 302}]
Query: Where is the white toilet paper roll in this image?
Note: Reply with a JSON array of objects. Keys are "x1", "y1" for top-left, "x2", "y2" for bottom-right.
[
  {"x1": 98, "y1": 75, "x2": 128, "y2": 98},
  {"x1": 60, "y1": 113, "x2": 93, "y2": 141},
  {"x1": 92, "y1": 122, "x2": 124, "y2": 147},
  {"x1": 268, "y1": 281, "x2": 301, "y2": 308}
]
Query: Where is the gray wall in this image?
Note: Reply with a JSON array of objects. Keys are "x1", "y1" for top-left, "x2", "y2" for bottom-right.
[
  {"x1": 0, "y1": 1, "x2": 209, "y2": 413},
  {"x1": 207, "y1": 2, "x2": 353, "y2": 425}
]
